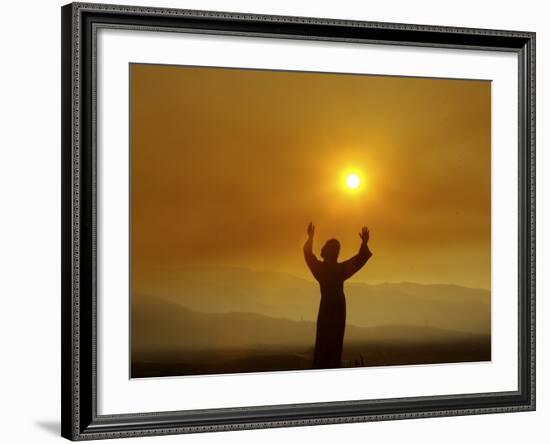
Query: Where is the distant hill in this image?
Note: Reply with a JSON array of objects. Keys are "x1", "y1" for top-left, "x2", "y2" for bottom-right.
[
  {"x1": 131, "y1": 293, "x2": 491, "y2": 377},
  {"x1": 132, "y1": 292, "x2": 316, "y2": 352},
  {"x1": 134, "y1": 266, "x2": 490, "y2": 334}
]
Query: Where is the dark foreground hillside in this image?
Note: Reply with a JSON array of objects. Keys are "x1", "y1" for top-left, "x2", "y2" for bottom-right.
[{"x1": 133, "y1": 338, "x2": 490, "y2": 378}]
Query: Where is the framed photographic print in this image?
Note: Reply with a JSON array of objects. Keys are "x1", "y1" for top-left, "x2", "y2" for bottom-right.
[{"x1": 61, "y1": 2, "x2": 536, "y2": 440}]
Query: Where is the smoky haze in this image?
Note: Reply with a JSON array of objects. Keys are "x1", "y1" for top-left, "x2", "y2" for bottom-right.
[{"x1": 131, "y1": 64, "x2": 491, "y2": 289}]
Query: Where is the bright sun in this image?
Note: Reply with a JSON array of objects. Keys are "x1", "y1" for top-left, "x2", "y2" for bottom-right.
[{"x1": 345, "y1": 173, "x2": 361, "y2": 190}]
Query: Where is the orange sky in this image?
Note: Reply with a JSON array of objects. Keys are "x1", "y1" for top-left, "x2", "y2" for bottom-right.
[{"x1": 130, "y1": 64, "x2": 491, "y2": 289}]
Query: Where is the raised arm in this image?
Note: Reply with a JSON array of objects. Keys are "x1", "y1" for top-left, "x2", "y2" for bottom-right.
[
  {"x1": 342, "y1": 226, "x2": 373, "y2": 280},
  {"x1": 303, "y1": 222, "x2": 321, "y2": 280}
]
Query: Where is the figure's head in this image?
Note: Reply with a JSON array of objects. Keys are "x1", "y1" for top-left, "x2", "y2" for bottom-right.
[{"x1": 321, "y1": 239, "x2": 340, "y2": 262}]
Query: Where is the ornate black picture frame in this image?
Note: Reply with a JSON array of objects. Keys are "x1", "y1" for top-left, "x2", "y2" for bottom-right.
[{"x1": 61, "y1": 2, "x2": 535, "y2": 440}]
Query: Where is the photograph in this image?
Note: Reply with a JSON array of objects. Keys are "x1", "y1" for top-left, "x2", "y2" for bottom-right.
[{"x1": 130, "y1": 63, "x2": 492, "y2": 378}]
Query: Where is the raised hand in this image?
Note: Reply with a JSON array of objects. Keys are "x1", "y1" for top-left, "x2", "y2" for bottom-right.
[
  {"x1": 307, "y1": 222, "x2": 315, "y2": 239},
  {"x1": 359, "y1": 226, "x2": 370, "y2": 243}
]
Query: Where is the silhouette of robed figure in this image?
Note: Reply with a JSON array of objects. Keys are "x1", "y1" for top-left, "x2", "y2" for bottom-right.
[{"x1": 303, "y1": 223, "x2": 372, "y2": 369}]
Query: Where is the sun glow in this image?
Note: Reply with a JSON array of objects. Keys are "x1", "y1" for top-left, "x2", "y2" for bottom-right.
[
  {"x1": 342, "y1": 170, "x2": 365, "y2": 193},
  {"x1": 345, "y1": 173, "x2": 361, "y2": 190}
]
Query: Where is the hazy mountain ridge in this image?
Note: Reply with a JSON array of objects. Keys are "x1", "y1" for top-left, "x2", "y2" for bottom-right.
[
  {"x1": 132, "y1": 292, "x2": 488, "y2": 353},
  {"x1": 134, "y1": 266, "x2": 490, "y2": 334},
  {"x1": 131, "y1": 292, "x2": 491, "y2": 377}
]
